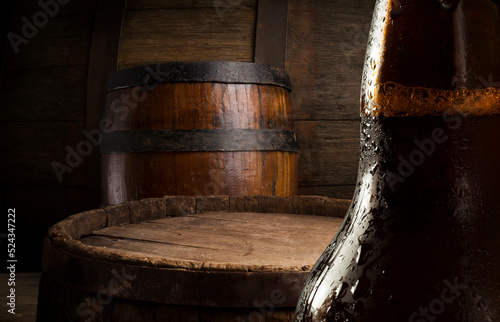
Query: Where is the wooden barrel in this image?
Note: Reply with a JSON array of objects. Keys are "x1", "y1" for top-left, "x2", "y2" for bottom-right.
[
  {"x1": 101, "y1": 61, "x2": 299, "y2": 206},
  {"x1": 37, "y1": 195, "x2": 349, "y2": 321}
]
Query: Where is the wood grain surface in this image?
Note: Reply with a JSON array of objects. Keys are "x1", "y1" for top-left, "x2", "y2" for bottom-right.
[
  {"x1": 102, "y1": 80, "x2": 299, "y2": 204},
  {"x1": 82, "y1": 212, "x2": 343, "y2": 269},
  {"x1": 114, "y1": 0, "x2": 376, "y2": 199},
  {"x1": 37, "y1": 196, "x2": 349, "y2": 322},
  {"x1": 117, "y1": 0, "x2": 257, "y2": 69}
]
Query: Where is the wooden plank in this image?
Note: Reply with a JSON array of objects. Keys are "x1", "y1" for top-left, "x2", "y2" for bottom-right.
[
  {"x1": 83, "y1": 212, "x2": 343, "y2": 267},
  {"x1": 195, "y1": 195, "x2": 230, "y2": 213},
  {"x1": 4, "y1": 14, "x2": 94, "y2": 69},
  {"x1": 0, "y1": 122, "x2": 90, "y2": 186},
  {"x1": 181, "y1": 211, "x2": 339, "y2": 227},
  {"x1": 155, "y1": 304, "x2": 200, "y2": 322},
  {"x1": 117, "y1": 7, "x2": 257, "y2": 69},
  {"x1": 0, "y1": 65, "x2": 87, "y2": 122},
  {"x1": 299, "y1": 185, "x2": 356, "y2": 200},
  {"x1": 86, "y1": 0, "x2": 127, "y2": 210},
  {"x1": 111, "y1": 300, "x2": 155, "y2": 322},
  {"x1": 82, "y1": 229, "x2": 335, "y2": 267},
  {"x1": 287, "y1": 0, "x2": 375, "y2": 120},
  {"x1": 254, "y1": 0, "x2": 288, "y2": 69},
  {"x1": 126, "y1": 0, "x2": 255, "y2": 11},
  {"x1": 91, "y1": 221, "x2": 325, "y2": 255},
  {"x1": 295, "y1": 120, "x2": 360, "y2": 186},
  {"x1": 41, "y1": 276, "x2": 112, "y2": 322}
]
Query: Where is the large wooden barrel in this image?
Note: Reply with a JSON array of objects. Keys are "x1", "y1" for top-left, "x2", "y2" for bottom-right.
[
  {"x1": 101, "y1": 61, "x2": 299, "y2": 206},
  {"x1": 36, "y1": 195, "x2": 349, "y2": 321}
]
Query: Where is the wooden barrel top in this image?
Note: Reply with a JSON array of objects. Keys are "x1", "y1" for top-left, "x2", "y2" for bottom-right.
[
  {"x1": 81, "y1": 211, "x2": 343, "y2": 271},
  {"x1": 42, "y1": 196, "x2": 350, "y2": 308}
]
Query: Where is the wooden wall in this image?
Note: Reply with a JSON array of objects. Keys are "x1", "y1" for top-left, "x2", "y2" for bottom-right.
[
  {"x1": 287, "y1": 0, "x2": 374, "y2": 198},
  {"x1": 117, "y1": 0, "x2": 375, "y2": 199},
  {"x1": 0, "y1": 0, "x2": 375, "y2": 271},
  {"x1": 0, "y1": 0, "x2": 99, "y2": 271}
]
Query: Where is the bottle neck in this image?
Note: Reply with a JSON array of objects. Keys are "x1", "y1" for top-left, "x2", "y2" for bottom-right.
[{"x1": 362, "y1": 0, "x2": 500, "y2": 117}]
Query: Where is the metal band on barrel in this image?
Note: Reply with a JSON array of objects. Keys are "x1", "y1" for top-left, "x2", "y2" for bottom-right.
[
  {"x1": 106, "y1": 61, "x2": 292, "y2": 92},
  {"x1": 100, "y1": 129, "x2": 300, "y2": 154}
]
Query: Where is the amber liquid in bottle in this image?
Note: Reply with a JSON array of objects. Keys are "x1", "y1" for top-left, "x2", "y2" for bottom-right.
[{"x1": 295, "y1": 0, "x2": 500, "y2": 321}]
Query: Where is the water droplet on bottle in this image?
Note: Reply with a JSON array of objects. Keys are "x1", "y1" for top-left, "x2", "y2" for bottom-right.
[
  {"x1": 352, "y1": 276, "x2": 371, "y2": 300},
  {"x1": 336, "y1": 282, "x2": 349, "y2": 298},
  {"x1": 356, "y1": 244, "x2": 373, "y2": 266}
]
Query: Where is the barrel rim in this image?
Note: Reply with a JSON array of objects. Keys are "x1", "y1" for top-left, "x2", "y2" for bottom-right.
[
  {"x1": 106, "y1": 61, "x2": 292, "y2": 92},
  {"x1": 41, "y1": 196, "x2": 350, "y2": 307},
  {"x1": 45, "y1": 196, "x2": 349, "y2": 272}
]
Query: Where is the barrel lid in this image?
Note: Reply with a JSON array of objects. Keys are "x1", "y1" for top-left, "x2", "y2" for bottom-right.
[
  {"x1": 42, "y1": 196, "x2": 350, "y2": 308},
  {"x1": 107, "y1": 61, "x2": 292, "y2": 92}
]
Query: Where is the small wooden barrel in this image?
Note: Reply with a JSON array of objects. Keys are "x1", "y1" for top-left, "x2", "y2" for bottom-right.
[
  {"x1": 101, "y1": 61, "x2": 299, "y2": 206},
  {"x1": 37, "y1": 196, "x2": 349, "y2": 321}
]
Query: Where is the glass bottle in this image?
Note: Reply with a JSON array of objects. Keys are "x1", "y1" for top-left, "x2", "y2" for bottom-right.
[{"x1": 295, "y1": 0, "x2": 500, "y2": 321}]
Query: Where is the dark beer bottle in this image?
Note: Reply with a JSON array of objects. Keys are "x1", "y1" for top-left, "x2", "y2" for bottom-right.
[{"x1": 295, "y1": 0, "x2": 500, "y2": 321}]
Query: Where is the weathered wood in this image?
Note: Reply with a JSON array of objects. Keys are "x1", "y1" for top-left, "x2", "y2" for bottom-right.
[
  {"x1": 295, "y1": 120, "x2": 360, "y2": 187},
  {"x1": 103, "y1": 203, "x2": 132, "y2": 227},
  {"x1": 258, "y1": 195, "x2": 294, "y2": 214},
  {"x1": 282, "y1": 0, "x2": 374, "y2": 198},
  {"x1": 287, "y1": 0, "x2": 375, "y2": 120},
  {"x1": 128, "y1": 197, "x2": 167, "y2": 223},
  {"x1": 117, "y1": 4, "x2": 257, "y2": 69},
  {"x1": 38, "y1": 196, "x2": 350, "y2": 321},
  {"x1": 195, "y1": 195, "x2": 230, "y2": 213},
  {"x1": 229, "y1": 195, "x2": 260, "y2": 213},
  {"x1": 113, "y1": 0, "x2": 374, "y2": 202},
  {"x1": 299, "y1": 185, "x2": 356, "y2": 200},
  {"x1": 102, "y1": 66, "x2": 299, "y2": 204},
  {"x1": 254, "y1": 0, "x2": 288, "y2": 69},
  {"x1": 112, "y1": 301, "x2": 156, "y2": 322},
  {"x1": 126, "y1": 0, "x2": 255, "y2": 10},
  {"x1": 85, "y1": 212, "x2": 343, "y2": 267},
  {"x1": 164, "y1": 195, "x2": 196, "y2": 216},
  {"x1": 155, "y1": 304, "x2": 200, "y2": 322}
]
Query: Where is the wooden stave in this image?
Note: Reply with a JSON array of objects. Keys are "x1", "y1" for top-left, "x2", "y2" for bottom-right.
[{"x1": 101, "y1": 63, "x2": 299, "y2": 204}]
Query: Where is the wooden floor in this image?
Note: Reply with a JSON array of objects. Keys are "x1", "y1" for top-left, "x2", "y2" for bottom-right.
[{"x1": 0, "y1": 273, "x2": 40, "y2": 322}]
